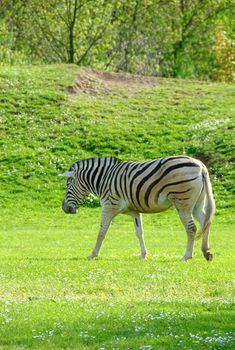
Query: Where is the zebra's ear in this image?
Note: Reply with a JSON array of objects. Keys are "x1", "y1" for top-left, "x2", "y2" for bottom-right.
[{"x1": 59, "y1": 171, "x2": 75, "y2": 179}]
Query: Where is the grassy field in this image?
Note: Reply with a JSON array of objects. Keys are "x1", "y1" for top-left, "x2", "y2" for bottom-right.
[
  {"x1": 0, "y1": 208, "x2": 234, "y2": 349},
  {"x1": 0, "y1": 65, "x2": 234, "y2": 349}
]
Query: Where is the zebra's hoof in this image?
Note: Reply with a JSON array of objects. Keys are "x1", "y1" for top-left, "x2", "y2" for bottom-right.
[
  {"x1": 87, "y1": 253, "x2": 97, "y2": 260},
  {"x1": 181, "y1": 256, "x2": 192, "y2": 261},
  {"x1": 205, "y1": 252, "x2": 213, "y2": 261},
  {"x1": 139, "y1": 253, "x2": 147, "y2": 260}
]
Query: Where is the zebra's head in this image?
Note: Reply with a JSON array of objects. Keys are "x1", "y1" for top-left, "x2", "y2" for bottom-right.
[{"x1": 60, "y1": 164, "x2": 88, "y2": 214}]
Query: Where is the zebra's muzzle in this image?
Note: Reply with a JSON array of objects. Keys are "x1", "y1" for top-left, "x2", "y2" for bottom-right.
[{"x1": 62, "y1": 201, "x2": 77, "y2": 214}]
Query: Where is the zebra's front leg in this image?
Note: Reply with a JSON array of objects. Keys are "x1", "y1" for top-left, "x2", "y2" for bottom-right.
[
  {"x1": 131, "y1": 212, "x2": 147, "y2": 259},
  {"x1": 87, "y1": 210, "x2": 114, "y2": 260}
]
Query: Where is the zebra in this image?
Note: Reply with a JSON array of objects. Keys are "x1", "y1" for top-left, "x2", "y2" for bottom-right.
[{"x1": 60, "y1": 155, "x2": 215, "y2": 261}]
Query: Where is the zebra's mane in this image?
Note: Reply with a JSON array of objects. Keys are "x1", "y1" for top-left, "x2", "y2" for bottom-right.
[{"x1": 69, "y1": 156, "x2": 122, "y2": 171}]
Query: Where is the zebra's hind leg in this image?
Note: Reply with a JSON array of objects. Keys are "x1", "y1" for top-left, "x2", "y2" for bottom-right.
[
  {"x1": 87, "y1": 209, "x2": 115, "y2": 260},
  {"x1": 131, "y1": 212, "x2": 147, "y2": 259},
  {"x1": 193, "y1": 193, "x2": 213, "y2": 261},
  {"x1": 178, "y1": 210, "x2": 197, "y2": 261}
]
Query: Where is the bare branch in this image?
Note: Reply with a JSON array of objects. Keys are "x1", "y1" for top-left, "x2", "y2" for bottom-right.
[
  {"x1": 76, "y1": 1, "x2": 114, "y2": 64},
  {"x1": 34, "y1": 18, "x2": 67, "y2": 61}
]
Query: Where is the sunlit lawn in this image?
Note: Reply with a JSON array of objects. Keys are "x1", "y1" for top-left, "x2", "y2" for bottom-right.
[{"x1": 0, "y1": 207, "x2": 234, "y2": 349}]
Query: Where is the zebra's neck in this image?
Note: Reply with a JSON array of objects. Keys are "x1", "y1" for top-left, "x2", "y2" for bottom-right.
[{"x1": 78, "y1": 157, "x2": 121, "y2": 197}]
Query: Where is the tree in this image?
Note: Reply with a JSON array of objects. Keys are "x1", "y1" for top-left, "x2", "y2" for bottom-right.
[
  {"x1": 1, "y1": 0, "x2": 235, "y2": 80},
  {"x1": 169, "y1": 0, "x2": 235, "y2": 78},
  {"x1": 211, "y1": 22, "x2": 235, "y2": 81},
  {"x1": 1, "y1": 0, "x2": 117, "y2": 64}
]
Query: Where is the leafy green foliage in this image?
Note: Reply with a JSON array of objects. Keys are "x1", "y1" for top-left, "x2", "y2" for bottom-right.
[
  {"x1": 212, "y1": 22, "x2": 235, "y2": 82},
  {"x1": 1, "y1": 0, "x2": 235, "y2": 79},
  {"x1": 0, "y1": 20, "x2": 30, "y2": 65}
]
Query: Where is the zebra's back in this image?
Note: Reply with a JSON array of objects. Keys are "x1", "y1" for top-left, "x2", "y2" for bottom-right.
[{"x1": 107, "y1": 156, "x2": 204, "y2": 213}]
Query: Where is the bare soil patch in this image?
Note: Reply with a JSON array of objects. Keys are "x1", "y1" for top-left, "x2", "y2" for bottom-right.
[{"x1": 67, "y1": 68, "x2": 160, "y2": 95}]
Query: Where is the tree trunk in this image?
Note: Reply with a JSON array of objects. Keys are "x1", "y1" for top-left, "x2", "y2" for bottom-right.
[{"x1": 69, "y1": 27, "x2": 74, "y2": 63}]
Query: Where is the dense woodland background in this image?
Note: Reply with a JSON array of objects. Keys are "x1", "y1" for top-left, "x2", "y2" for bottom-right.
[{"x1": 1, "y1": 0, "x2": 235, "y2": 81}]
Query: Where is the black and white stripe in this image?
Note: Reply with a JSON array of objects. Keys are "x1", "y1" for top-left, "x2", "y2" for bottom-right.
[{"x1": 61, "y1": 155, "x2": 215, "y2": 261}]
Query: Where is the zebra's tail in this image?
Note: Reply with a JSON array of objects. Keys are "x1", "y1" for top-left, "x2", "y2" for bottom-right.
[{"x1": 196, "y1": 166, "x2": 215, "y2": 239}]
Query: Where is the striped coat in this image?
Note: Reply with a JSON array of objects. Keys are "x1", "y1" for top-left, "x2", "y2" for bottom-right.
[{"x1": 60, "y1": 156, "x2": 215, "y2": 261}]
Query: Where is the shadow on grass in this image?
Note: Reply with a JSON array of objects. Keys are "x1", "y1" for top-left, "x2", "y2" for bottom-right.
[
  {"x1": 0, "y1": 255, "x2": 192, "y2": 264},
  {"x1": 0, "y1": 256, "x2": 83, "y2": 262},
  {"x1": 0, "y1": 300, "x2": 234, "y2": 350}
]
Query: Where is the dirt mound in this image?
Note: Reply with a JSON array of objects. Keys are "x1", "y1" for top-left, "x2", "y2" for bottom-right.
[{"x1": 67, "y1": 68, "x2": 160, "y2": 95}]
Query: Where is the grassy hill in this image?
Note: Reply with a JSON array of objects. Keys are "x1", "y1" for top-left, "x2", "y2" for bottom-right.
[{"x1": 0, "y1": 65, "x2": 234, "y2": 213}]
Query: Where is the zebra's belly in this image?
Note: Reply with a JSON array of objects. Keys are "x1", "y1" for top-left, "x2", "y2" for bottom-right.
[
  {"x1": 141, "y1": 201, "x2": 172, "y2": 213},
  {"x1": 142, "y1": 203, "x2": 172, "y2": 213},
  {"x1": 126, "y1": 196, "x2": 172, "y2": 214}
]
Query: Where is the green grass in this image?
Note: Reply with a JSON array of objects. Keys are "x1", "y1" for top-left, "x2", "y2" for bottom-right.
[
  {"x1": 0, "y1": 208, "x2": 234, "y2": 349},
  {"x1": 0, "y1": 65, "x2": 234, "y2": 349},
  {"x1": 0, "y1": 65, "x2": 234, "y2": 211}
]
